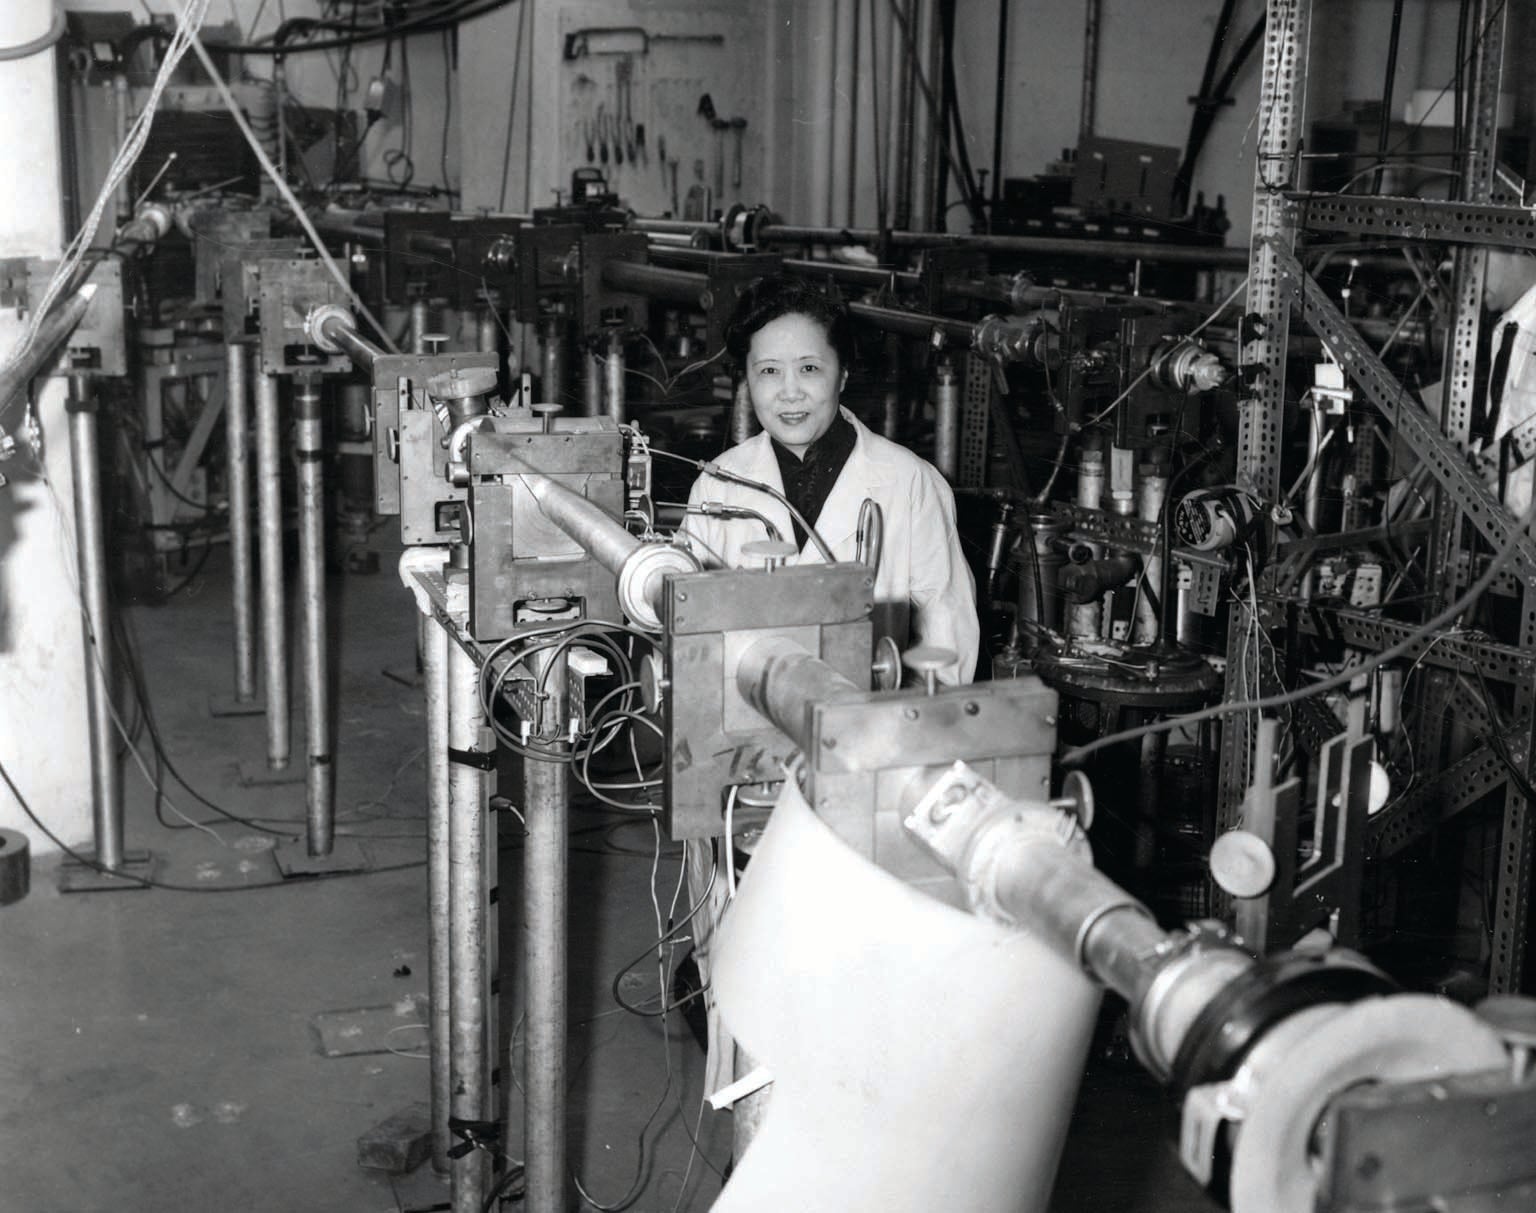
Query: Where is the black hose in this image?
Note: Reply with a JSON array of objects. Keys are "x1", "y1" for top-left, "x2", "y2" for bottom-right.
[
  {"x1": 989, "y1": 0, "x2": 1011, "y2": 225},
  {"x1": 1172, "y1": 13, "x2": 1265, "y2": 215},
  {"x1": 1372, "y1": 0, "x2": 1406, "y2": 193}
]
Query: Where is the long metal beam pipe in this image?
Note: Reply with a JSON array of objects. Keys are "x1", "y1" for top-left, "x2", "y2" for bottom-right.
[
  {"x1": 254, "y1": 370, "x2": 291, "y2": 772},
  {"x1": 225, "y1": 340, "x2": 257, "y2": 705},
  {"x1": 447, "y1": 637, "x2": 492, "y2": 1213},
  {"x1": 599, "y1": 258, "x2": 710, "y2": 307},
  {"x1": 67, "y1": 378, "x2": 124, "y2": 870},
  {"x1": 522, "y1": 646, "x2": 570, "y2": 1213},
  {"x1": 522, "y1": 474, "x2": 641, "y2": 575},
  {"x1": 757, "y1": 223, "x2": 1248, "y2": 267},
  {"x1": 0, "y1": 285, "x2": 95, "y2": 415},
  {"x1": 316, "y1": 310, "x2": 385, "y2": 374},
  {"x1": 734, "y1": 635, "x2": 863, "y2": 754},
  {"x1": 293, "y1": 374, "x2": 332, "y2": 856},
  {"x1": 422, "y1": 615, "x2": 452, "y2": 1174}
]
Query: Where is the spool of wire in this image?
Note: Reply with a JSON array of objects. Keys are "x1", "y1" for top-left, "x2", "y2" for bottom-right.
[{"x1": 0, "y1": 829, "x2": 30, "y2": 905}]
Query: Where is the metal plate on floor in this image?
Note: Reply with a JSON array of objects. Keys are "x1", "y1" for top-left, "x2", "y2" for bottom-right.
[
  {"x1": 274, "y1": 835, "x2": 371, "y2": 877},
  {"x1": 207, "y1": 692, "x2": 267, "y2": 718},
  {"x1": 390, "y1": 1163, "x2": 450, "y2": 1213},
  {"x1": 236, "y1": 758, "x2": 305, "y2": 786},
  {"x1": 313, "y1": 993, "x2": 430, "y2": 1058},
  {"x1": 57, "y1": 850, "x2": 156, "y2": 893}
]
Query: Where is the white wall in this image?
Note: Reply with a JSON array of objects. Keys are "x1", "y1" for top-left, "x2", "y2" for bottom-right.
[{"x1": 0, "y1": 0, "x2": 93, "y2": 855}]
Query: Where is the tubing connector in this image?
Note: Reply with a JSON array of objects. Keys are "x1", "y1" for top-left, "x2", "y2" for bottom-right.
[
  {"x1": 1151, "y1": 337, "x2": 1231, "y2": 393},
  {"x1": 974, "y1": 314, "x2": 1048, "y2": 365},
  {"x1": 305, "y1": 303, "x2": 354, "y2": 353},
  {"x1": 617, "y1": 544, "x2": 700, "y2": 631}
]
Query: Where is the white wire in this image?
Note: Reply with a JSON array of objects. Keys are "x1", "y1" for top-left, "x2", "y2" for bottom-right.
[
  {"x1": 177, "y1": 5, "x2": 402, "y2": 354},
  {"x1": 723, "y1": 784, "x2": 739, "y2": 900},
  {"x1": 1, "y1": 0, "x2": 214, "y2": 394}
]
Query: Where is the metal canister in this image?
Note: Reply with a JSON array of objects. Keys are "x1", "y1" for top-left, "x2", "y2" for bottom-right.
[{"x1": 1014, "y1": 511, "x2": 1067, "y2": 650}]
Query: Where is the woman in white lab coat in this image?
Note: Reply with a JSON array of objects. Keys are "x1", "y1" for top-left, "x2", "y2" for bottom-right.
[{"x1": 682, "y1": 276, "x2": 979, "y2": 683}]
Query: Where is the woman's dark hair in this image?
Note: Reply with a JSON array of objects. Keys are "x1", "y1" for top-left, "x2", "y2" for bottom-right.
[{"x1": 723, "y1": 276, "x2": 857, "y2": 370}]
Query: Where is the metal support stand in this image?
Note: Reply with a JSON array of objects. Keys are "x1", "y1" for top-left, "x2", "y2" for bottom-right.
[
  {"x1": 583, "y1": 351, "x2": 604, "y2": 417},
  {"x1": 240, "y1": 369, "x2": 301, "y2": 786},
  {"x1": 423, "y1": 612, "x2": 453, "y2": 1174},
  {"x1": 522, "y1": 646, "x2": 569, "y2": 1213},
  {"x1": 603, "y1": 328, "x2": 626, "y2": 424},
  {"x1": 59, "y1": 377, "x2": 153, "y2": 892},
  {"x1": 410, "y1": 299, "x2": 430, "y2": 355},
  {"x1": 209, "y1": 338, "x2": 263, "y2": 717},
  {"x1": 541, "y1": 313, "x2": 566, "y2": 405},
  {"x1": 448, "y1": 637, "x2": 493, "y2": 1213}
]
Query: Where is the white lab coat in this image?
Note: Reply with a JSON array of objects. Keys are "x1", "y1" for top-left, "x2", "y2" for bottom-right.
[{"x1": 681, "y1": 407, "x2": 980, "y2": 683}]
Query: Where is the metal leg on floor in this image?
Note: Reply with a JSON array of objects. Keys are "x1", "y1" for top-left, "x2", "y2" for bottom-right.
[
  {"x1": 449, "y1": 638, "x2": 493, "y2": 1213},
  {"x1": 210, "y1": 339, "x2": 263, "y2": 717},
  {"x1": 59, "y1": 377, "x2": 152, "y2": 892},
  {"x1": 423, "y1": 614, "x2": 452, "y2": 1174},
  {"x1": 241, "y1": 369, "x2": 300, "y2": 785},
  {"x1": 523, "y1": 647, "x2": 569, "y2": 1213}
]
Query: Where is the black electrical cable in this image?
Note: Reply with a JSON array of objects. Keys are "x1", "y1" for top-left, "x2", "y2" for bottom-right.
[
  {"x1": 178, "y1": 0, "x2": 519, "y2": 57},
  {"x1": 1173, "y1": 12, "x2": 1265, "y2": 215},
  {"x1": 609, "y1": 861, "x2": 718, "y2": 1019},
  {"x1": 0, "y1": 749, "x2": 423, "y2": 893},
  {"x1": 988, "y1": 0, "x2": 1010, "y2": 225}
]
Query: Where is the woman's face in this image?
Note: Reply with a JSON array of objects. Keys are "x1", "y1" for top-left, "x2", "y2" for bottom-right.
[{"x1": 745, "y1": 312, "x2": 845, "y2": 457}]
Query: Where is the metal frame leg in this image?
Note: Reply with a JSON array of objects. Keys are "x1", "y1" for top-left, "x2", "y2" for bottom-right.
[
  {"x1": 448, "y1": 639, "x2": 493, "y2": 1213},
  {"x1": 248, "y1": 369, "x2": 294, "y2": 780},
  {"x1": 423, "y1": 614, "x2": 453, "y2": 1173},
  {"x1": 522, "y1": 647, "x2": 569, "y2": 1213},
  {"x1": 210, "y1": 339, "x2": 263, "y2": 717},
  {"x1": 294, "y1": 375, "x2": 332, "y2": 855}
]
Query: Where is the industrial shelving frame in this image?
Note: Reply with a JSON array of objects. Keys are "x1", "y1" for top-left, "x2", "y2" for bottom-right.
[{"x1": 1215, "y1": 0, "x2": 1536, "y2": 992}]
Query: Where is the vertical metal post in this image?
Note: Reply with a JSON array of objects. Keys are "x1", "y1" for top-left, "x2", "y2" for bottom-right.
[
  {"x1": 293, "y1": 374, "x2": 332, "y2": 856},
  {"x1": 111, "y1": 76, "x2": 131, "y2": 223},
  {"x1": 448, "y1": 639, "x2": 492, "y2": 1213},
  {"x1": 422, "y1": 614, "x2": 453, "y2": 1173},
  {"x1": 226, "y1": 340, "x2": 258, "y2": 704},
  {"x1": 1215, "y1": 0, "x2": 1312, "y2": 851},
  {"x1": 541, "y1": 313, "x2": 567, "y2": 404},
  {"x1": 583, "y1": 351, "x2": 604, "y2": 417},
  {"x1": 410, "y1": 299, "x2": 431, "y2": 355},
  {"x1": 1079, "y1": 0, "x2": 1101, "y2": 143},
  {"x1": 67, "y1": 379, "x2": 123, "y2": 870},
  {"x1": 932, "y1": 359, "x2": 959, "y2": 481},
  {"x1": 604, "y1": 327, "x2": 626, "y2": 424},
  {"x1": 523, "y1": 646, "x2": 569, "y2": 1213},
  {"x1": 254, "y1": 369, "x2": 291, "y2": 772},
  {"x1": 477, "y1": 308, "x2": 499, "y2": 356}
]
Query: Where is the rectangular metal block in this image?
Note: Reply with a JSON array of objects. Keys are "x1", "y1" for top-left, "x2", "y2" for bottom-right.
[
  {"x1": 356, "y1": 1101, "x2": 433, "y2": 1174},
  {"x1": 256, "y1": 257, "x2": 350, "y2": 375},
  {"x1": 666, "y1": 564, "x2": 873, "y2": 634},
  {"x1": 219, "y1": 238, "x2": 304, "y2": 337}
]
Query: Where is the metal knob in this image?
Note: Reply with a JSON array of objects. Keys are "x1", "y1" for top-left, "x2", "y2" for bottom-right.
[
  {"x1": 532, "y1": 402, "x2": 562, "y2": 434},
  {"x1": 902, "y1": 645, "x2": 957, "y2": 697},
  {"x1": 741, "y1": 539, "x2": 798, "y2": 571},
  {"x1": 423, "y1": 332, "x2": 450, "y2": 355},
  {"x1": 871, "y1": 635, "x2": 902, "y2": 691}
]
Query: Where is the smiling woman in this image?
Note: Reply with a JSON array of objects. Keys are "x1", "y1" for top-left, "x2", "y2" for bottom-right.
[{"x1": 680, "y1": 275, "x2": 979, "y2": 687}]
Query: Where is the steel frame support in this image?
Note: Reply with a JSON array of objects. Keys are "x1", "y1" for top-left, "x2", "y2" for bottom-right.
[{"x1": 1216, "y1": 0, "x2": 1313, "y2": 838}]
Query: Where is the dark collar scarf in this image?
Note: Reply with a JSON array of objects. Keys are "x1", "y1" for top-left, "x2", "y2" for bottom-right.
[{"x1": 770, "y1": 412, "x2": 857, "y2": 551}]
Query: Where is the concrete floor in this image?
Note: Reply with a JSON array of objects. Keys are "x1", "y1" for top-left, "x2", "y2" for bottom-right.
[{"x1": 0, "y1": 540, "x2": 1214, "y2": 1213}]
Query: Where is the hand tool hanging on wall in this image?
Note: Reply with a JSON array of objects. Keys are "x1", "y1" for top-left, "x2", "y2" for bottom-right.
[
  {"x1": 730, "y1": 116, "x2": 748, "y2": 189},
  {"x1": 697, "y1": 94, "x2": 728, "y2": 201}
]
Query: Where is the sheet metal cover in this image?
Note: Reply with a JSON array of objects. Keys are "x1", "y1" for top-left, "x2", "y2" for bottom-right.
[{"x1": 711, "y1": 779, "x2": 1101, "y2": 1213}]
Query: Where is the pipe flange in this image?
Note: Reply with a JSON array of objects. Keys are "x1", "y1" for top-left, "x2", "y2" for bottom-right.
[
  {"x1": 427, "y1": 365, "x2": 499, "y2": 401},
  {"x1": 618, "y1": 543, "x2": 700, "y2": 631},
  {"x1": 305, "y1": 303, "x2": 353, "y2": 353},
  {"x1": 973, "y1": 314, "x2": 1043, "y2": 365}
]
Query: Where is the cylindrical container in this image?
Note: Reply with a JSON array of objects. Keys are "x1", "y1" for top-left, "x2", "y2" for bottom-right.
[
  {"x1": 1076, "y1": 447, "x2": 1105, "y2": 510},
  {"x1": 409, "y1": 300, "x2": 430, "y2": 355},
  {"x1": 1133, "y1": 467, "x2": 1169, "y2": 645},
  {"x1": 710, "y1": 780, "x2": 1100, "y2": 1212},
  {"x1": 0, "y1": 828, "x2": 30, "y2": 904},
  {"x1": 932, "y1": 360, "x2": 960, "y2": 482},
  {"x1": 1015, "y1": 512, "x2": 1067, "y2": 650},
  {"x1": 477, "y1": 308, "x2": 499, "y2": 356},
  {"x1": 604, "y1": 328, "x2": 626, "y2": 424},
  {"x1": 582, "y1": 352, "x2": 604, "y2": 417},
  {"x1": 541, "y1": 315, "x2": 567, "y2": 405}
]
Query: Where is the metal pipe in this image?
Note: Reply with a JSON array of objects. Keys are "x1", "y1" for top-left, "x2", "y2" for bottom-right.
[
  {"x1": 68, "y1": 379, "x2": 123, "y2": 870},
  {"x1": 540, "y1": 314, "x2": 567, "y2": 404},
  {"x1": 448, "y1": 638, "x2": 491, "y2": 1213},
  {"x1": 293, "y1": 375, "x2": 332, "y2": 856},
  {"x1": 226, "y1": 341, "x2": 257, "y2": 704},
  {"x1": 477, "y1": 308, "x2": 499, "y2": 356},
  {"x1": 735, "y1": 635, "x2": 863, "y2": 753},
  {"x1": 582, "y1": 352, "x2": 604, "y2": 417},
  {"x1": 604, "y1": 327, "x2": 625, "y2": 424},
  {"x1": 1080, "y1": 0, "x2": 1101, "y2": 143},
  {"x1": 755, "y1": 223, "x2": 1247, "y2": 266},
  {"x1": 932, "y1": 360, "x2": 960, "y2": 481},
  {"x1": 318, "y1": 311, "x2": 384, "y2": 374},
  {"x1": 254, "y1": 370, "x2": 290, "y2": 771},
  {"x1": 410, "y1": 300, "x2": 430, "y2": 355},
  {"x1": 112, "y1": 75, "x2": 131, "y2": 222},
  {"x1": 0, "y1": 286, "x2": 95, "y2": 415},
  {"x1": 522, "y1": 474, "x2": 640, "y2": 574},
  {"x1": 522, "y1": 646, "x2": 570, "y2": 1213},
  {"x1": 990, "y1": 0, "x2": 1010, "y2": 216},
  {"x1": 422, "y1": 615, "x2": 452, "y2": 1174},
  {"x1": 599, "y1": 258, "x2": 709, "y2": 307}
]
